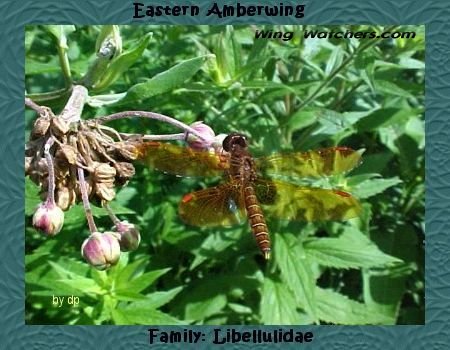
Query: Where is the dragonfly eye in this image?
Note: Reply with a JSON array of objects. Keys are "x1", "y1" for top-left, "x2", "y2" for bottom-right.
[{"x1": 222, "y1": 133, "x2": 248, "y2": 151}]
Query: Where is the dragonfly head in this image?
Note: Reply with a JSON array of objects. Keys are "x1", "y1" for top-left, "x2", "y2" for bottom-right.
[{"x1": 222, "y1": 133, "x2": 248, "y2": 152}]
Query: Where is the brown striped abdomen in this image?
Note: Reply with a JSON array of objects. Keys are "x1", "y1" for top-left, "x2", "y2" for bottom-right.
[{"x1": 244, "y1": 185, "x2": 271, "y2": 259}]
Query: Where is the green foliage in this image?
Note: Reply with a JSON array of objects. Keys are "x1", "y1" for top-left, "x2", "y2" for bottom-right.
[{"x1": 25, "y1": 25, "x2": 424, "y2": 325}]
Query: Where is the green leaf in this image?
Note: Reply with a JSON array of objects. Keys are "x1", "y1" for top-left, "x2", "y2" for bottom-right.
[
  {"x1": 113, "y1": 290, "x2": 148, "y2": 302},
  {"x1": 143, "y1": 287, "x2": 184, "y2": 309},
  {"x1": 114, "y1": 257, "x2": 148, "y2": 287},
  {"x1": 121, "y1": 55, "x2": 214, "y2": 104},
  {"x1": 215, "y1": 27, "x2": 236, "y2": 82},
  {"x1": 93, "y1": 33, "x2": 152, "y2": 91},
  {"x1": 115, "y1": 268, "x2": 171, "y2": 294},
  {"x1": 56, "y1": 278, "x2": 102, "y2": 294},
  {"x1": 62, "y1": 205, "x2": 87, "y2": 227},
  {"x1": 405, "y1": 116, "x2": 425, "y2": 149},
  {"x1": 274, "y1": 233, "x2": 318, "y2": 322},
  {"x1": 397, "y1": 57, "x2": 425, "y2": 70},
  {"x1": 363, "y1": 224, "x2": 419, "y2": 322},
  {"x1": 260, "y1": 278, "x2": 304, "y2": 324},
  {"x1": 178, "y1": 275, "x2": 257, "y2": 321},
  {"x1": 90, "y1": 201, "x2": 136, "y2": 217},
  {"x1": 87, "y1": 93, "x2": 126, "y2": 107},
  {"x1": 360, "y1": 107, "x2": 422, "y2": 134},
  {"x1": 350, "y1": 153, "x2": 394, "y2": 175},
  {"x1": 246, "y1": 33, "x2": 269, "y2": 66},
  {"x1": 185, "y1": 294, "x2": 227, "y2": 322},
  {"x1": 374, "y1": 80, "x2": 414, "y2": 98},
  {"x1": 228, "y1": 302, "x2": 252, "y2": 315},
  {"x1": 325, "y1": 45, "x2": 343, "y2": 76},
  {"x1": 113, "y1": 307, "x2": 185, "y2": 325},
  {"x1": 25, "y1": 178, "x2": 41, "y2": 215},
  {"x1": 190, "y1": 230, "x2": 242, "y2": 270},
  {"x1": 316, "y1": 287, "x2": 393, "y2": 324},
  {"x1": 286, "y1": 107, "x2": 318, "y2": 135},
  {"x1": 304, "y1": 226, "x2": 403, "y2": 270},
  {"x1": 350, "y1": 175, "x2": 402, "y2": 199},
  {"x1": 48, "y1": 261, "x2": 103, "y2": 294},
  {"x1": 25, "y1": 59, "x2": 61, "y2": 75}
]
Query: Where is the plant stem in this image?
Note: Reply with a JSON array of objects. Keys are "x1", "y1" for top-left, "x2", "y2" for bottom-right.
[
  {"x1": 57, "y1": 42, "x2": 72, "y2": 88},
  {"x1": 96, "y1": 111, "x2": 210, "y2": 141},
  {"x1": 25, "y1": 98, "x2": 49, "y2": 116},
  {"x1": 103, "y1": 202, "x2": 120, "y2": 225},
  {"x1": 26, "y1": 88, "x2": 72, "y2": 104},
  {"x1": 77, "y1": 167, "x2": 98, "y2": 233},
  {"x1": 44, "y1": 137, "x2": 56, "y2": 206},
  {"x1": 119, "y1": 132, "x2": 186, "y2": 141}
]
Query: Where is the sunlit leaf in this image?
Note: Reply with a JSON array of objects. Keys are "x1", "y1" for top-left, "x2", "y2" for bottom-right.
[
  {"x1": 93, "y1": 33, "x2": 152, "y2": 91},
  {"x1": 350, "y1": 175, "x2": 402, "y2": 199},
  {"x1": 260, "y1": 277, "x2": 304, "y2": 325},
  {"x1": 316, "y1": 287, "x2": 393, "y2": 324},
  {"x1": 121, "y1": 55, "x2": 214, "y2": 104},
  {"x1": 274, "y1": 233, "x2": 318, "y2": 322},
  {"x1": 304, "y1": 226, "x2": 403, "y2": 269}
]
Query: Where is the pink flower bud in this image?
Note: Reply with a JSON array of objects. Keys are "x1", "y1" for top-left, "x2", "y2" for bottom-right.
[
  {"x1": 32, "y1": 202, "x2": 64, "y2": 236},
  {"x1": 113, "y1": 220, "x2": 141, "y2": 252},
  {"x1": 81, "y1": 232, "x2": 121, "y2": 270},
  {"x1": 186, "y1": 121, "x2": 216, "y2": 150},
  {"x1": 211, "y1": 133, "x2": 228, "y2": 151}
]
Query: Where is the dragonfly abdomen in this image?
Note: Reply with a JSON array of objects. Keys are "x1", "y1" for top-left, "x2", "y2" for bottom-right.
[{"x1": 244, "y1": 185, "x2": 271, "y2": 259}]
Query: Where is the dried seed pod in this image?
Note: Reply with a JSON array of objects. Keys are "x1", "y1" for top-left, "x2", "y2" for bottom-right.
[
  {"x1": 95, "y1": 182, "x2": 116, "y2": 201},
  {"x1": 35, "y1": 158, "x2": 49, "y2": 175},
  {"x1": 53, "y1": 156, "x2": 71, "y2": 180},
  {"x1": 31, "y1": 117, "x2": 50, "y2": 139},
  {"x1": 114, "y1": 162, "x2": 135, "y2": 179},
  {"x1": 56, "y1": 186, "x2": 77, "y2": 211},
  {"x1": 115, "y1": 142, "x2": 138, "y2": 160},
  {"x1": 25, "y1": 157, "x2": 33, "y2": 175},
  {"x1": 75, "y1": 177, "x2": 93, "y2": 197},
  {"x1": 51, "y1": 117, "x2": 70, "y2": 137},
  {"x1": 93, "y1": 162, "x2": 116, "y2": 183},
  {"x1": 57, "y1": 144, "x2": 78, "y2": 165}
]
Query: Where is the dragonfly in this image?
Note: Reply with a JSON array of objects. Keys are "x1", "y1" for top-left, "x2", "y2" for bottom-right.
[{"x1": 135, "y1": 133, "x2": 362, "y2": 259}]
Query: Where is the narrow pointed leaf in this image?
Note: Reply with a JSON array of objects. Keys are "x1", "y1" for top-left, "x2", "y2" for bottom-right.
[{"x1": 120, "y1": 55, "x2": 214, "y2": 104}]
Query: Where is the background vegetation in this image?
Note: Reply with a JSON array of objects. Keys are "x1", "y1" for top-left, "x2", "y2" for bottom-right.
[{"x1": 25, "y1": 25, "x2": 424, "y2": 325}]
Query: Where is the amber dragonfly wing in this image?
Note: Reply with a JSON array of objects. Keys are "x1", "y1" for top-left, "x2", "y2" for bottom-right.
[
  {"x1": 256, "y1": 147, "x2": 362, "y2": 178},
  {"x1": 135, "y1": 141, "x2": 229, "y2": 177},
  {"x1": 178, "y1": 182, "x2": 246, "y2": 227},
  {"x1": 254, "y1": 179, "x2": 361, "y2": 222}
]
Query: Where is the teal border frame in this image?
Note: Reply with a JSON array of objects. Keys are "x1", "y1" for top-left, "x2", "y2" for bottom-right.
[{"x1": 4, "y1": 0, "x2": 444, "y2": 348}]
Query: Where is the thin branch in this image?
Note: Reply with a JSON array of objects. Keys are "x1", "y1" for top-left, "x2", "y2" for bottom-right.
[
  {"x1": 95, "y1": 111, "x2": 209, "y2": 142},
  {"x1": 119, "y1": 132, "x2": 186, "y2": 141},
  {"x1": 44, "y1": 137, "x2": 56, "y2": 206},
  {"x1": 103, "y1": 202, "x2": 120, "y2": 225},
  {"x1": 25, "y1": 98, "x2": 47, "y2": 115},
  {"x1": 77, "y1": 167, "x2": 98, "y2": 233}
]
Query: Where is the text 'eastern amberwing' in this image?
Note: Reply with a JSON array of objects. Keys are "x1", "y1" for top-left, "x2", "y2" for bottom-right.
[{"x1": 136, "y1": 133, "x2": 362, "y2": 259}]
